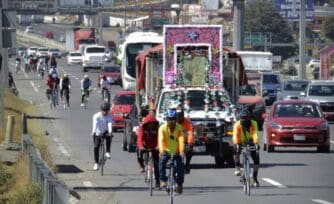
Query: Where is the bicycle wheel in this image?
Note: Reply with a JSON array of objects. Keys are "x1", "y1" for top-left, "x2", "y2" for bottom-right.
[
  {"x1": 170, "y1": 165, "x2": 174, "y2": 204},
  {"x1": 245, "y1": 158, "x2": 251, "y2": 196},
  {"x1": 99, "y1": 139, "x2": 105, "y2": 176},
  {"x1": 148, "y1": 154, "x2": 154, "y2": 196}
]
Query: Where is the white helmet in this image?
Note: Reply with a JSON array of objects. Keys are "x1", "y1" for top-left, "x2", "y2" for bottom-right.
[{"x1": 84, "y1": 74, "x2": 89, "y2": 79}]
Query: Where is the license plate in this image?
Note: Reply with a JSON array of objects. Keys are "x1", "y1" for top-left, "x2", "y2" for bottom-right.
[
  {"x1": 193, "y1": 146, "x2": 206, "y2": 153},
  {"x1": 293, "y1": 134, "x2": 305, "y2": 141}
]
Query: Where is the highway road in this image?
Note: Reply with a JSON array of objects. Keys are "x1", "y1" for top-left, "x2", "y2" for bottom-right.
[{"x1": 8, "y1": 56, "x2": 334, "y2": 204}]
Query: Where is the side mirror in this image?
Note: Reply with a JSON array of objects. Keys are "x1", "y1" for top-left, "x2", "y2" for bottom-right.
[
  {"x1": 262, "y1": 113, "x2": 268, "y2": 119},
  {"x1": 262, "y1": 90, "x2": 268, "y2": 97}
]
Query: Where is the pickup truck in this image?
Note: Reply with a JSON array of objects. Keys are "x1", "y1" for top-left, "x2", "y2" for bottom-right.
[{"x1": 82, "y1": 45, "x2": 106, "y2": 72}]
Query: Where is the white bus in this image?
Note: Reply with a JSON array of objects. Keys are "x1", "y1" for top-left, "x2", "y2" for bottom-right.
[{"x1": 120, "y1": 31, "x2": 163, "y2": 90}]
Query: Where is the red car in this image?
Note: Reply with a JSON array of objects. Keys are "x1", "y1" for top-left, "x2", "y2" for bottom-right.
[
  {"x1": 262, "y1": 100, "x2": 330, "y2": 153},
  {"x1": 110, "y1": 91, "x2": 135, "y2": 132},
  {"x1": 98, "y1": 66, "x2": 121, "y2": 86},
  {"x1": 43, "y1": 31, "x2": 54, "y2": 39}
]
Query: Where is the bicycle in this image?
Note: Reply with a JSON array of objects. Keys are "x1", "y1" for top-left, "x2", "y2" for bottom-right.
[
  {"x1": 166, "y1": 154, "x2": 183, "y2": 204},
  {"x1": 143, "y1": 149, "x2": 155, "y2": 196},
  {"x1": 61, "y1": 88, "x2": 70, "y2": 109},
  {"x1": 101, "y1": 87, "x2": 110, "y2": 103},
  {"x1": 82, "y1": 89, "x2": 90, "y2": 109},
  {"x1": 48, "y1": 89, "x2": 58, "y2": 109},
  {"x1": 239, "y1": 144, "x2": 257, "y2": 196},
  {"x1": 98, "y1": 136, "x2": 107, "y2": 176}
]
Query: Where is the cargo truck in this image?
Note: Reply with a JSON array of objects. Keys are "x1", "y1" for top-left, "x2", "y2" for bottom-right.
[{"x1": 65, "y1": 27, "x2": 96, "y2": 52}]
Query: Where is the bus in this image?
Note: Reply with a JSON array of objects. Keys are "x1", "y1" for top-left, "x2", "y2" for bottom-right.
[{"x1": 120, "y1": 31, "x2": 163, "y2": 90}]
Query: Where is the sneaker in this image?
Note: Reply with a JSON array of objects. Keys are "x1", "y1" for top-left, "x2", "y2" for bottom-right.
[
  {"x1": 252, "y1": 179, "x2": 260, "y2": 187},
  {"x1": 155, "y1": 181, "x2": 160, "y2": 188},
  {"x1": 80, "y1": 103, "x2": 84, "y2": 106},
  {"x1": 176, "y1": 185, "x2": 183, "y2": 194},
  {"x1": 160, "y1": 181, "x2": 167, "y2": 189},
  {"x1": 93, "y1": 163, "x2": 99, "y2": 171},
  {"x1": 139, "y1": 167, "x2": 145, "y2": 173},
  {"x1": 234, "y1": 167, "x2": 241, "y2": 176},
  {"x1": 105, "y1": 152, "x2": 111, "y2": 159},
  {"x1": 185, "y1": 165, "x2": 191, "y2": 174}
]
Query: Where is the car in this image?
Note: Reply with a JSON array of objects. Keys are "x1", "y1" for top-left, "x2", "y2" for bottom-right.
[
  {"x1": 107, "y1": 41, "x2": 116, "y2": 51},
  {"x1": 308, "y1": 59, "x2": 320, "y2": 68},
  {"x1": 36, "y1": 47, "x2": 49, "y2": 58},
  {"x1": 122, "y1": 104, "x2": 139, "y2": 152},
  {"x1": 98, "y1": 66, "x2": 121, "y2": 86},
  {"x1": 110, "y1": 91, "x2": 135, "y2": 132},
  {"x1": 278, "y1": 79, "x2": 310, "y2": 100},
  {"x1": 103, "y1": 51, "x2": 113, "y2": 62},
  {"x1": 67, "y1": 51, "x2": 82, "y2": 65},
  {"x1": 262, "y1": 100, "x2": 330, "y2": 153},
  {"x1": 261, "y1": 72, "x2": 281, "y2": 106},
  {"x1": 237, "y1": 95, "x2": 266, "y2": 130},
  {"x1": 303, "y1": 80, "x2": 334, "y2": 123},
  {"x1": 16, "y1": 47, "x2": 27, "y2": 56},
  {"x1": 59, "y1": 35, "x2": 65, "y2": 42},
  {"x1": 25, "y1": 26, "x2": 34, "y2": 33},
  {"x1": 43, "y1": 31, "x2": 54, "y2": 39},
  {"x1": 27, "y1": 47, "x2": 38, "y2": 56},
  {"x1": 48, "y1": 48, "x2": 61, "y2": 58}
]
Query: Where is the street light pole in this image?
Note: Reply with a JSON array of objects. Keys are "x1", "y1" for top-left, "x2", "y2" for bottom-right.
[
  {"x1": 299, "y1": 0, "x2": 306, "y2": 79},
  {"x1": 232, "y1": 0, "x2": 244, "y2": 51}
]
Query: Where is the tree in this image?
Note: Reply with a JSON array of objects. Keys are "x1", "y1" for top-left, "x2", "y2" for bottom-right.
[
  {"x1": 323, "y1": 16, "x2": 334, "y2": 42},
  {"x1": 244, "y1": 0, "x2": 296, "y2": 59}
]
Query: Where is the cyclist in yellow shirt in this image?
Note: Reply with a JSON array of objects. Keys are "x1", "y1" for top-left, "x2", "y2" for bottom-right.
[{"x1": 158, "y1": 108, "x2": 185, "y2": 194}]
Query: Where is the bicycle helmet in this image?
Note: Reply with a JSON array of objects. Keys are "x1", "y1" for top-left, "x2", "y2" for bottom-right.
[
  {"x1": 239, "y1": 109, "x2": 251, "y2": 121},
  {"x1": 100, "y1": 102, "x2": 110, "y2": 112},
  {"x1": 63, "y1": 73, "x2": 68, "y2": 77},
  {"x1": 165, "y1": 108, "x2": 177, "y2": 121},
  {"x1": 84, "y1": 74, "x2": 89, "y2": 79}
]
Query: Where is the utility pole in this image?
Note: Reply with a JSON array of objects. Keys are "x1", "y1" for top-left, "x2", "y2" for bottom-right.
[
  {"x1": 299, "y1": 0, "x2": 306, "y2": 79},
  {"x1": 0, "y1": 0, "x2": 6, "y2": 130},
  {"x1": 232, "y1": 0, "x2": 244, "y2": 51}
]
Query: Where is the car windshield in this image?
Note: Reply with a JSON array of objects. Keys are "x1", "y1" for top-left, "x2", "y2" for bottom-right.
[
  {"x1": 284, "y1": 81, "x2": 309, "y2": 91},
  {"x1": 70, "y1": 53, "x2": 81, "y2": 56},
  {"x1": 240, "y1": 85, "x2": 257, "y2": 96},
  {"x1": 103, "y1": 66, "x2": 120, "y2": 73},
  {"x1": 308, "y1": 85, "x2": 334, "y2": 96},
  {"x1": 116, "y1": 94, "x2": 135, "y2": 105},
  {"x1": 159, "y1": 90, "x2": 229, "y2": 113},
  {"x1": 263, "y1": 74, "x2": 279, "y2": 84},
  {"x1": 30, "y1": 48, "x2": 38, "y2": 51},
  {"x1": 50, "y1": 49, "x2": 59, "y2": 52},
  {"x1": 274, "y1": 103, "x2": 321, "y2": 118},
  {"x1": 39, "y1": 48, "x2": 48, "y2": 51},
  {"x1": 86, "y1": 47, "x2": 105, "y2": 53}
]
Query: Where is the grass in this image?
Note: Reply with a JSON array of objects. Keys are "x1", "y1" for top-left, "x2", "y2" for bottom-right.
[{"x1": 0, "y1": 89, "x2": 51, "y2": 203}]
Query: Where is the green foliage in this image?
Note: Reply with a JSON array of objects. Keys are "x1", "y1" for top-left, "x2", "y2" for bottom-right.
[
  {"x1": 10, "y1": 182, "x2": 43, "y2": 204},
  {"x1": 323, "y1": 16, "x2": 334, "y2": 42},
  {"x1": 244, "y1": 0, "x2": 296, "y2": 59},
  {"x1": 0, "y1": 163, "x2": 12, "y2": 194}
]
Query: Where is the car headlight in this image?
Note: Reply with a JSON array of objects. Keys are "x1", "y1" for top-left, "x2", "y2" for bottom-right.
[
  {"x1": 318, "y1": 121, "x2": 328, "y2": 130},
  {"x1": 270, "y1": 122, "x2": 282, "y2": 130}
]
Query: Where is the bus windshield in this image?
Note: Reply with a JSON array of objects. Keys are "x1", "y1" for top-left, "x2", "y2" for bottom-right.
[{"x1": 125, "y1": 43, "x2": 159, "y2": 78}]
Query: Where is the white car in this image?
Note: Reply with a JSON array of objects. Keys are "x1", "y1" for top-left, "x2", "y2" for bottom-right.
[
  {"x1": 36, "y1": 47, "x2": 49, "y2": 57},
  {"x1": 27, "y1": 47, "x2": 38, "y2": 56},
  {"x1": 25, "y1": 26, "x2": 34, "y2": 33},
  {"x1": 308, "y1": 59, "x2": 320, "y2": 68},
  {"x1": 67, "y1": 52, "x2": 82, "y2": 65},
  {"x1": 48, "y1": 48, "x2": 62, "y2": 58}
]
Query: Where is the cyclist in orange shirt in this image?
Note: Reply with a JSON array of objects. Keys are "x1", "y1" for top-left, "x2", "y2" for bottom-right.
[{"x1": 176, "y1": 108, "x2": 194, "y2": 174}]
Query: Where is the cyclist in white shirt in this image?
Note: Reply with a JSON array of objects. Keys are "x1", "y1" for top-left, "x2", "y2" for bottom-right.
[
  {"x1": 100, "y1": 76, "x2": 111, "y2": 102},
  {"x1": 91, "y1": 103, "x2": 114, "y2": 170}
]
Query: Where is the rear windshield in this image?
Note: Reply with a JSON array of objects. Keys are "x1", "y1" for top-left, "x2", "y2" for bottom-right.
[
  {"x1": 284, "y1": 81, "x2": 309, "y2": 91},
  {"x1": 49, "y1": 49, "x2": 59, "y2": 52},
  {"x1": 263, "y1": 74, "x2": 280, "y2": 84},
  {"x1": 103, "y1": 66, "x2": 120, "y2": 72},
  {"x1": 70, "y1": 53, "x2": 82, "y2": 56},
  {"x1": 274, "y1": 103, "x2": 321, "y2": 118},
  {"x1": 308, "y1": 85, "x2": 334, "y2": 96},
  {"x1": 116, "y1": 94, "x2": 135, "y2": 105},
  {"x1": 86, "y1": 47, "x2": 105, "y2": 53}
]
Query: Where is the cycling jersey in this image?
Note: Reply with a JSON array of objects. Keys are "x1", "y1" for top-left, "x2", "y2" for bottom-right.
[
  {"x1": 137, "y1": 114, "x2": 159, "y2": 150},
  {"x1": 158, "y1": 123, "x2": 184, "y2": 154},
  {"x1": 232, "y1": 120, "x2": 258, "y2": 145},
  {"x1": 179, "y1": 118, "x2": 194, "y2": 145},
  {"x1": 81, "y1": 79, "x2": 91, "y2": 90},
  {"x1": 100, "y1": 79, "x2": 109, "y2": 89},
  {"x1": 60, "y1": 77, "x2": 71, "y2": 89}
]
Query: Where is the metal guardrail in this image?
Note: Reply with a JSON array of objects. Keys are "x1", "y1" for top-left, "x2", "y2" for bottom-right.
[{"x1": 22, "y1": 134, "x2": 69, "y2": 204}]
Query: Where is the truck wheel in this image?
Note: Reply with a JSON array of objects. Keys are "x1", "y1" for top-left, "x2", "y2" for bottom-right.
[
  {"x1": 122, "y1": 132, "x2": 128, "y2": 151},
  {"x1": 83, "y1": 67, "x2": 87, "y2": 72},
  {"x1": 214, "y1": 155, "x2": 225, "y2": 167},
  {"x1": 267, "y1": 145, "x2": 274, "y2": 153},
  {"x1": 263, "y1": 143, "x2": 267, "y2": 151},
  {"x1": 317, "y1": 145, "x2": 330, "y2": 153},
  {"x1": 127, "y1": 133, "x2": 136, "y2": 152}
]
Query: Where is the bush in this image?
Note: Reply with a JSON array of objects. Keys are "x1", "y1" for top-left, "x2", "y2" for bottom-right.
[
  {"x1": 0, "y1": 163, "x2": 11, "y2": 193},
  {"x1": 10, "y1": 182, "x2": 43, "y2": 204}
]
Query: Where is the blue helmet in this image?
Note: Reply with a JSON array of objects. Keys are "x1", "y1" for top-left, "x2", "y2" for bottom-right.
[
  {"x1": 239, "y1": 109, "x2": 251, "y2": 120},
  {"x1": 165, "y1": 108, "x2": 177, "y2": 120}
]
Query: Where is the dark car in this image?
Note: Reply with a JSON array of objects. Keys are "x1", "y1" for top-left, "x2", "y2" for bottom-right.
[
  {"x1": 262, "y1": 100, "x2": 330, "y2": 153},
  {"x1": 123, "y1": 104, "x2": 139, "y2": 152},
  {"x1": 98, "y1": 66, "x2": 121, "y2": 86},
  {"x1": 43, "y1": 31, "x2": 54, "y2": 39}
]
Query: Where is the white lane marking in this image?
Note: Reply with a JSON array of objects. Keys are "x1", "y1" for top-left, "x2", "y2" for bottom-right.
[
  {"x1": 29, "y1": 100, "x2": 33, "y2": 105},
  {"x1": 312, "y1": 199, "x2": 334, "y2": 204},
  {"x1": 53, "y1": 138, "x2": 70, "y2": 157},
  {"x1": 330, "y1": 140, "x2": 334, "y2": 144},
  {"x1": 69, "y1": 197, "x2": 79, "y2": 204},
  {"x1": 262, "y1": 178, "x2": 287, "y2": 188},
  {"x1": 75, "y1": 77, "x2": 79, "y2": 80},
  {"x1": 30, "y1": 81, "x2": 39, "y2": 92},
  {"x1": 83, "y1": 181, "x2": 93, "y2": 187},
  {"x1": 24, "y1": 71, "x2": 29, "y2": 78}
]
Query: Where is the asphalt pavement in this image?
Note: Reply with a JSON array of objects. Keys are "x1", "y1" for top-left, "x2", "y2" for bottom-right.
[{"x1": 8, "y1": 57, "x2": 334, "y2": 204}]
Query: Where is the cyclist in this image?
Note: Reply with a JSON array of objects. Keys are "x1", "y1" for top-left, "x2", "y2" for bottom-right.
[
  {"x1": 37, "y1": 58, "x2": 46, "y2": 78},
  {"x1": 15, "y1": 56, "x2": 21, "y2": 73},
  {"x1": 91, "y1": 103, "x2": 114, "y2": 171},
  {"x1": 100, "y1": 76, "x2": 110, "y2": 102},
  {"x1": 8, "y1": 72, "x2": 16, "y2": 89},
  {"x1": 49, "y1": 56, "x2": 57, "y2": 68},
  {"x1": 137, "y1": 108, "x2": 160, "y2": 188},
  {"x1": 49, "y1": 65, "x2": 59, "y2": 79},
  {"x1": 232, "y1": 109, "x2": 260, "y2": 187},
  {"x1": 45, "y1": 73, "x2": 58, "y2": 101},
  {"x1": 81, "y1": 74, "x2": 92, "y2": 106},
  {"x1": 158, "y1": 108, "x2": 185, "y2": 194},
  {"x1": 176, "y1": 107, "x2": 194, "y2": 174},
  {"x1": 60, "y1": 74, "x2": 71, "y2": 107}
]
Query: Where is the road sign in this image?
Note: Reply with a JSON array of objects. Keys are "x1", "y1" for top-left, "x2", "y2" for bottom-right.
[
  {"x1": 150, "y1": 18, "x2": 169, "y2": 27},
  {"x1": 275, "y1": 0, "x2": 314, "y2": 21},
  {"x1": 244, "y1": 33, "x2": 270, "y2": 46}
]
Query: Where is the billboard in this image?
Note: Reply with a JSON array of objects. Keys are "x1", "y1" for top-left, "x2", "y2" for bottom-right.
[
  {"x1": 202, "y1": 0, "x2": 219, "y2": 10},
  {"x1": 275, "y1": 0, "x2": 314, "y2": 21}
]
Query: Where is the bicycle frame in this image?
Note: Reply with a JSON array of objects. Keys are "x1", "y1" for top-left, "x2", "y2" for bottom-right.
[
  {"x1": 143, "y1": 149, "x2": 154, "y2": 196},
  {"x1": 166, "y1": 155, "x2": 178, "y2": 204},
  {"x1": 240, "y1": 145, "x2": 257, "y2": 196},
  {"x1": 49, "y1": 89, "x2": 57, "y2": 109},
  {"x1": 98, "y1": 136, "x2": 107, "y2": 176}
]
